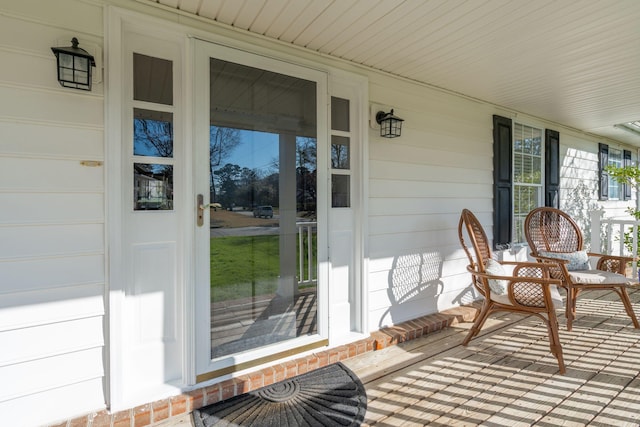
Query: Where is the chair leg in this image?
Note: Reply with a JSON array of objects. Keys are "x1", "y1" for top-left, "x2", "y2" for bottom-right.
[
  {"x1": 545, "y1": 310, "x2": 566, "y2": 375},
  {"x1": 462, "y1": 299, "x2": 493, "y2": 346},
  {"x1": 565, "y1": 287, "x2": 576, "y2": 332},
  {"x1": 617, "y1": 287, "x2": 640, "y2": 329}
]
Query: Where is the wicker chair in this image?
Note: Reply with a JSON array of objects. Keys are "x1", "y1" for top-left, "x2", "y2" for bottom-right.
[
  {"x1": 524, "y1": 207, "x2": 640, "y2": 332},
  {"x1": 458, "y1": 209, "x2": 566, "y2": 374}
]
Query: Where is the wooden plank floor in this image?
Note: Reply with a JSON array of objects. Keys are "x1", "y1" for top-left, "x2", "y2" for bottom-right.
[{"x1": 343, "y1": 288, "x2": 640, "y2": 427}]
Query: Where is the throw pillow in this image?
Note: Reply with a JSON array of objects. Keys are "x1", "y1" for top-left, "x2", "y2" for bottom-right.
[
  {"x1": 484, "y1": 259, "x2": 508, "y2": 294},
  {"x1": 538, "y1": 250, "x2": 590, "y2": 271}
]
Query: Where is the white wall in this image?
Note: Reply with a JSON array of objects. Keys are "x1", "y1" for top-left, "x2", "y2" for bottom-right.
[
  {"x1": 366, "y1": 75, "x2": 495, "y2": 329},
  {"x1": 0, "y1": 1, "x2": 106, "y2": 424}
]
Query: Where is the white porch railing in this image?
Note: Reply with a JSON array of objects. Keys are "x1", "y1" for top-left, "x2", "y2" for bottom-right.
[
  {"x1": 297, "y1": 221, "x2": 317, "y2": 286},
  {"x1": 590, "y1": 211, "x2": 639, "y2": 279}
]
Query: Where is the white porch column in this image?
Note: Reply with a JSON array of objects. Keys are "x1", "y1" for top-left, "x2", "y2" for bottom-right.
[{"x1": 277, "y1": 133, "x2": 298, "y2": 298}]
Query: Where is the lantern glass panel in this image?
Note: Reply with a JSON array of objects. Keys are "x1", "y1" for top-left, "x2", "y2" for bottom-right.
[
  {"x1": 381, "y1": 120, "x2": 391, "y2": 137},
  {"x1": 76, "y1": 56, "x2": 89, "y2": 72},
  {"x1": 59, "y1": 52, "x2": 73, "y2": 68},
  {"x1": 60, "y1": 67, "x2": 74, "y2": 82},
  {"x1": 74, "y1": 70, "x2": 89, "y2": 85}
]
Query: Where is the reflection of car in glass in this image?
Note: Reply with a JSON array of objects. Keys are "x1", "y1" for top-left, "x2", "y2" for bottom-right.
[{"x1": 253, "y1": 205, "x2": 273, "y2": 218}]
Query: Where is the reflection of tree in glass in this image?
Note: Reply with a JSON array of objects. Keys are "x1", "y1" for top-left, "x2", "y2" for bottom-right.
[
  {"x1": 211, "y1": 135, "x2": 317, "y2": 213},
  {"x1": 210, "y1": 127, "x2": 241, "y2": 203},
  {"x1": 332, "y1": 145, "x2": 347, "y2": 168},
  {"x1": 134, "y1": 118, "x2": 173, "y2": 157},
  {"x1": 214, "y1": 163, "x2": 241, "y2": 208},
  {"x1": 210, "y1": 127, "x2": 241, "y2": 166},
  {"x1": 331, "y1": 136, "x2": 349, "y2": 169},
  {"x1": 297, "y1": 137, "x2": 317, "y2": 214}
]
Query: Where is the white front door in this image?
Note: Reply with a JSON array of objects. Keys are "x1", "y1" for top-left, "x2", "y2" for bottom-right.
[{"x1": 193, "y1": 40, "x2": 330, "y2": 381}]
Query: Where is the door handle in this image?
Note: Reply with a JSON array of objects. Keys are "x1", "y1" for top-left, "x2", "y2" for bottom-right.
[
  {"x1": 197, "y1": 194, "x2": 206, "y2": 227},
  {"x1": 197, "y1": 194, "x2": 220, "y2": 226}
]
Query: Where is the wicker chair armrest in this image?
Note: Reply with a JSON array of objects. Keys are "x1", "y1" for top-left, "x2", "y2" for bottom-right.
[
  {"x1": 586, "y1": 252, "x2": 634, "y2": 262},
  {"x1": 468, "y1": 264, "x2": 562, "y2": 309},
  {"x1": 587, "y1": 253, "x2": 634, "y2": 274}
]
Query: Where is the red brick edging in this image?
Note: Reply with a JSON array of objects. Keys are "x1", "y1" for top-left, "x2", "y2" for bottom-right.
[{"x1": 50, "y1": 305, "x2": 478, "y2": 427}]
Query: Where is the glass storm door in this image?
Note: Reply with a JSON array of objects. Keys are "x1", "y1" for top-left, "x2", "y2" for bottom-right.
[{"x1": 194, "y1": 41, "x2": 328, "y2": 380}]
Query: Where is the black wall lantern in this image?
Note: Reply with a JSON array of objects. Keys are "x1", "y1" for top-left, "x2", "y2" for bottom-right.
[
  {"x1": 51, "y1": 37, "x2": 96, "y2": 91},
  {"x1": 375, "y1": 109, "x2": 404, "y2": 138}
]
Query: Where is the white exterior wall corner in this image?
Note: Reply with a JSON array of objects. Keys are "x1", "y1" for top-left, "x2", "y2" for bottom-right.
[{"x1": 0, "y1": 0, "x2": 107, "y2": 425}]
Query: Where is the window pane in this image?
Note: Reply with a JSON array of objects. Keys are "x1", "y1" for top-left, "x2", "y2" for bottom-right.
[
  {"x1": 513, "y1": 122, "x2": 543, "y2": 244},
  {"x1": 331, "y1": 97, "x2": 350, "y2": 131},
  {"x1": 134, "y1": 109, "x2": 173, "y2": 157},
  {"x1": 133, "y1": 53, "x2": 173, "y2": 105},
  {"x1": 531, "y1": 157, "x2": 542, "y2": 184},
  {"x1": 332, "y1": 174, "x2": 350, "y2": 207},
  {"x1": 331, "y1": 136, "x2": 350, "y2": 169},
  {"x1": 608, "y1": 148, "x2": 623, "y2": 199},
  {"x1": 513, "y1": 185, "x2": 540, "y2": 244},
  {"x1": 134, "y1": 163, "x2": 173, "y2": 210},
  {"x1": 208, "y1": 58, "x2": 318, "y2": 360}
]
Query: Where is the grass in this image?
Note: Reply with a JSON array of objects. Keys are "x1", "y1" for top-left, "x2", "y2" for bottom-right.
[{"x1": 210, "y1": 233, "x2": 317, "y2": 302}]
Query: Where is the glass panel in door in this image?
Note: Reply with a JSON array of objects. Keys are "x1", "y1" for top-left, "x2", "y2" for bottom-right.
[{"x1": 207, "y1": 58, "x2": 318, "y2": 359}]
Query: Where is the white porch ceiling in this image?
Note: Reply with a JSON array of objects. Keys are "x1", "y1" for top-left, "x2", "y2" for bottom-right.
[{"x1": 148, "y1": 0, "x2": 640, "y2": 146}]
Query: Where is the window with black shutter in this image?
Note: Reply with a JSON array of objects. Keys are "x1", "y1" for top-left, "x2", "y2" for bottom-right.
[{"x1": 493, "y1": 115, "x2": 560, "y2": 249}]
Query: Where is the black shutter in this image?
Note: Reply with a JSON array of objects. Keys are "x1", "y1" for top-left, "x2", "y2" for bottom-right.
[
  {"x1": 493, "y1": 115, "x2": 512, "y2": 250},
  {"x1": 545, "y1": 129, "x2": 560, "y2": 208},
  {"x1": 624, "y1": 149, "x2": 632, "y2": 200},
  {"x1": 598, "y1": 143, "x2": 609, "y2": 201}
]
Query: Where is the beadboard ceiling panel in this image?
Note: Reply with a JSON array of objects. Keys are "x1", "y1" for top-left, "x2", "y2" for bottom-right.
[{"x1": 156, "y1": 0, "x2": 640, "y2": 145}]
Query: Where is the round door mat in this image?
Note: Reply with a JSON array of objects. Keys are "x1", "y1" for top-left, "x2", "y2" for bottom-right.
[{"x1": 193, "y1": 362, "x2": 367, "y2": 426}]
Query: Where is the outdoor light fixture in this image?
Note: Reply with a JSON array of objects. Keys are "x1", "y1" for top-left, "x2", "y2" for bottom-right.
[
  {"x1": 375, "y1": 109, "x2": 404, "y2": 138},
  {"x1": 51, "y1": 37, "x2": 96, "y2": 91}
]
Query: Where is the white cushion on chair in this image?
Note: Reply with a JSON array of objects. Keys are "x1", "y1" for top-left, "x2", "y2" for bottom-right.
[
  {"x1": 484, "y1": 259, "x2": 508, "y2": 294},
  {"x1": 568, "y1": 269, "x2": 636, "y2": 285},
  {"x1": 490, "y1": 285, "x2": 564, "y2": 310},
  {"x1": 538, "y1": 250, "x2": 590, "y2": 271}
]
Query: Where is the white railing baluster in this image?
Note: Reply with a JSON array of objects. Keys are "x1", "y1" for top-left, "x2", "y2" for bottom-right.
[
  {"x1": 306, "y1": 224, "x2": 313, "y2": 283},
  {"x1": 296, "y1": 221, "x2": 317, "y2": 287},
  {"x1": 591, "y1": 212, "x2": 639, "y2": 279}
]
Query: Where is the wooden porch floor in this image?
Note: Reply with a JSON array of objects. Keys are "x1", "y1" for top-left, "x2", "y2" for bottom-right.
[{"x1": 342, "y1": 288, "x2": 640, "y2": 426}]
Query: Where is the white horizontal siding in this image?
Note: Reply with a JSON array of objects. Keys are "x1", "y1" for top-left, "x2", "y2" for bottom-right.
[
  {"x1": 0, "y1": 157, "x2": 103, "y2": 192},
  {"x1": 0, "y1": 121, "x2": 103, "y2": 159},
  {"x1": 0, "y1": 1, "x2": 106, "y2": 423},
  {"x1": 0, "y1": 316, "x2": 104, "y2": 366},
  {"x1": 369, "y1": 195, "x2": 492, "y2": 218},
  {"x1": 0, "y1": 86, "x2": 103, "y2": 128},
  {"x1": 0, "y1": 193, "x2": 104, "y2": 225},
  {"x1": 0, "y1": 254, "x2": 103, "y2": 294},
  {"x1": 0, "y1": 283, "x2": 104, "y2": 333},
  {"x1": 0, "y1": 224, "x2": 104, "y2": 259},
  {"x1": 0, "y1": 347, "x2": 103, "y2": 402},
  {"x1": 0, "y1": 378, "x2": 105, "y2": 427}
]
